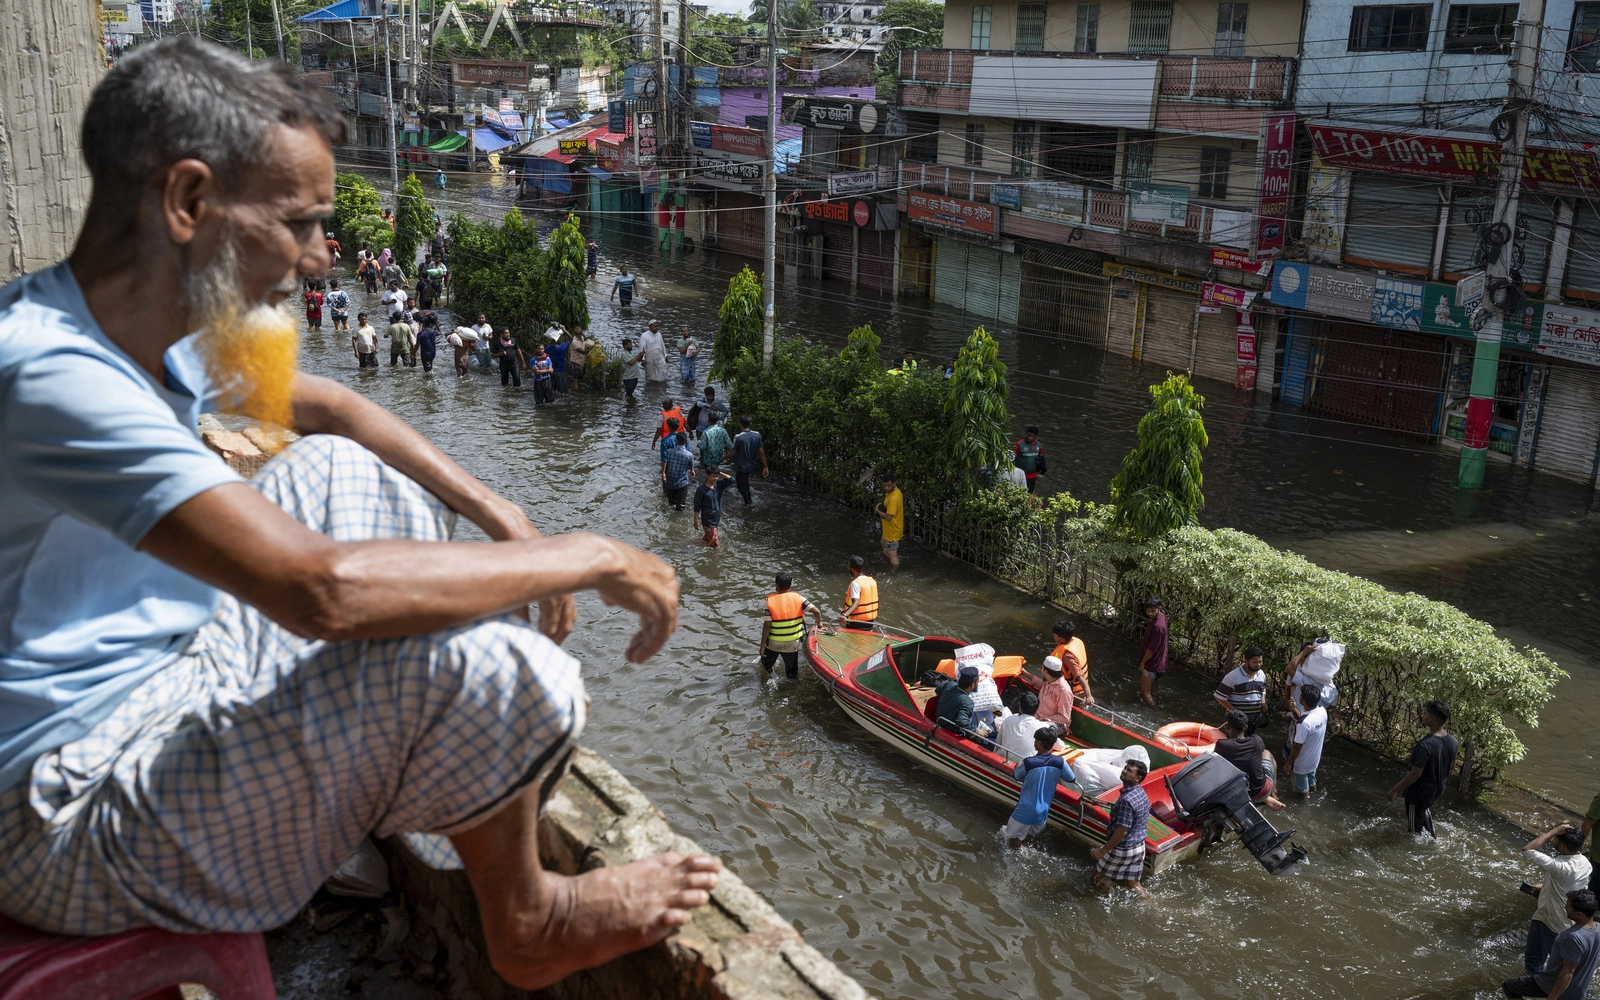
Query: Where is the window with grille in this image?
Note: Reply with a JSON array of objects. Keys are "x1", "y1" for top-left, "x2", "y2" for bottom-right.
[
  {"x1": 1129, "y1": 0, "x2": 1174, "y2": 53},
  {"x1": 1348, "y1": 5, "x2": 1432, "y2": 50},
  {"x1": 965, "y1": 123, "x2": 986, "y2": 166},
  {"x1": 1012, "y1": 123, "x2": 1036, "y2": 177},
  {"x1": 1215, "y1": 2, "x2": 1249, "y2": 55},
  {"x1": 971, "y1": 5, "x2": 992, "y2": 48},
  {"x1": 1571, "y1": 3, "x2": 1600, "y2": 70},
  {"x1": 1123, "y1": 135, "x2": 1156, "y2": 184},
  {"x1": 1041, "y1": 125, "x2": 1118, "y2": 183},
  {"x1": 1016, "y1": 3, "x2": 1047, "y2": 50},
  {"x1": 1444, "y1": 4, "x2": 1517, "y2": 52},
  {"x1": 1075, "y1": 3, "x2": 1100, "y2": 51},
  {"x1": 1199, "y1": 147, "x2": 1231, "y2": 199}
]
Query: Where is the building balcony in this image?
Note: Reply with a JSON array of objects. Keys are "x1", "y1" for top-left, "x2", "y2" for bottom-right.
[{"x1": 897, "y1": 48, "x2": 1295, "y2": 113}]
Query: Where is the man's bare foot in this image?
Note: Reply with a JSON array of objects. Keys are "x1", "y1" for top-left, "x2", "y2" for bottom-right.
[
  {"x1": 1142, "y1": 695, "x2": 1158, "y2": 709},
  {"x1": 481, "y1": 852, "x2": 721, "y2": 989},
  {"x1": 1265, "y1": 796, "x2": 1287, "y2": 812}
]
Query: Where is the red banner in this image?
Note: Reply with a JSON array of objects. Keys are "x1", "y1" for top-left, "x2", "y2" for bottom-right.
[
  {"x1": 1307, "y1": 122, "x2": 1600, "y2": 196},
  {"x1": 1211, "y1": 247, "x2": 1274, "y2": 274},
  {"x1": 907, "y1": 190, "x2": 997, "y2": 236},
  {"x1": 1257, "y1": 113, "x2": 1293, "y2": 255}
]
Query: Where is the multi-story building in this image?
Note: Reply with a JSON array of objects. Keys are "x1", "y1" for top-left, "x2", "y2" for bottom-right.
[
  {"x1": 896, "y1": 0, "x2": 1299, "y2": 391},
  {"x1": 818, "y1": 0, "x2": 892, "y2": 43},
  {"x1": 140, "y1": 0, "x2": 175, "y2": 23}
]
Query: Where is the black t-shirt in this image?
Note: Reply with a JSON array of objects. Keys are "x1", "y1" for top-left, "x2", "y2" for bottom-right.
[
  {"x1": 1405, "y1": 733, "x2": 1459, "y2": 804},
  {"x1": 1213, "y1": 733, "x2": 1268, "y2": 797}
]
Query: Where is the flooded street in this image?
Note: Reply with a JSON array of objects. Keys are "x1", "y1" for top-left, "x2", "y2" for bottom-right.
[{"x1": 312, "y1": 171, "x2": 1596, "y2": 997}]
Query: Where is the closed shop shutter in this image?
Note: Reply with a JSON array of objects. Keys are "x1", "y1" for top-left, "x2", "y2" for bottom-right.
[
  {"x1": 858, "y1": 229, "x2": 895, "y2": 292},
  {"x1": 821, "y1": 220, "x2": 854, "y2": 281},
  {"x1": 1018, "y1": 263, "x2": 1109, "y2": 344},
  {"x1": 1530, "y1": 364, "x2": 1600, "y2": 483},
  {"x1": 1563, "y1": 202, "x2": 1600, "y2": 300},
  {"x1": 716, "y1": 192, "x2": 764, "y2": 259},
  {"x1": 964, "y1": 245, "x2": 1004, "y2": 321},
  {"x1": 1310, "y1": 322, "x2": 1445, "y2": 437},
  {"x1": 1342, "y1": 174, "x2": 1440, "y2": 274},
  {"x1": 934, "y1": 238, "x2": 969, "y2": 311},
  {"x1": 998, "y1": 251, "x2": 1022, "y2": 325},
  {"x1": 1280, "y1": 316, "x2": 1319, "y2": 406},
  {"x1": 1140, "y1": 286, "x2": 1197, "y2": 373},
  {"x1": 1107, "y1": 282, "x2": 1139, "y2": 356},
  {"x1": 1191, "y1": 308, "x2": 1240, "y2": 385},
  {"x1": 1443, "y1": 192, "x2": 1555, "y2": 288}
]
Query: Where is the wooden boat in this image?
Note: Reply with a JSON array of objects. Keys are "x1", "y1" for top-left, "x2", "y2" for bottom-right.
[{"x1": 806, "y1": 625, "x2": 1204, "y2": 873}]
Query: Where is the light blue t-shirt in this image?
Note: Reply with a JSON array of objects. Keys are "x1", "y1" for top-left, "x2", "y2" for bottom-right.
[
  {"x1": 1011, "y1": 753, "x2": 1072, "y2": 826},
  {"x1": 0, "y1": 263, "x2": 242, "y2": 790}
]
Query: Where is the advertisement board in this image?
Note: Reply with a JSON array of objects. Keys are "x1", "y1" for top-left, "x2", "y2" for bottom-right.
[
  {"x1": 1128, "y1": 183, "x2": 1189, "y2": 223},
  {"x1": 1537, "y1": 307, "x2": 1600, "y2": 365},
  {"x1": 780, "y1": 96, "x2": 884, "y2": 134},
  {"x1": 451, "y1": 59, "x2": 533, "y2": 87},
  {"x1": 906, "y1": 191, "x2": 997, "y2": 236},
  {"x1": 634, "y1": 111, "x2": 657, "y2": 167},
  {"x1": 1307, "y1": 121, "x2": 1600, "y2": 197},
  {"x1": 558, "y1": 139, "x2": 590, "y2": 156},
  {"x1": 1256, "y1": 112, "x2": 1294, "y2": 254},
  {"x1": 828, "y1": 170, "x2": 881, "y2": 196}
]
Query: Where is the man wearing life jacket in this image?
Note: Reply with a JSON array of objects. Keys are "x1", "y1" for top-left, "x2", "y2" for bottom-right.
[
  {"x1": 1050, "y1": 620, "x2": 1094, "y2": 707},
  {"x1": 760, "y1": 572, "x2": 822, "y2": 679},
  {"x1": 652, "y1": 398, "x2": 685, "y2": 447},
  {"x1": 841, "y1": 555, "x2": 879, "y2": 626},
  {"x1": 1013, "y1": 426, "x2": 1045, "y2": 494}
]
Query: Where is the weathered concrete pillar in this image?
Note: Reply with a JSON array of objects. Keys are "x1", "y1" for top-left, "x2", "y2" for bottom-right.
[{"x1": 0, "y1": 0, "x2": 101, "y2": 281}]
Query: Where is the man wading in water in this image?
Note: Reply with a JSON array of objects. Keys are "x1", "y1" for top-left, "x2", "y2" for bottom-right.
[{"x1": 0, "y1": 39, "x2": 716, "y2": 989}]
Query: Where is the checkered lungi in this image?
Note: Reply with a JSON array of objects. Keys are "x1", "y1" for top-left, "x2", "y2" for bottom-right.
[
  {"x1": 1095, "y1": 841, "x2": 1147, "y2": 882},
  {"x1": 0, "y1": 434, "x2": 586, "y2": 935}
]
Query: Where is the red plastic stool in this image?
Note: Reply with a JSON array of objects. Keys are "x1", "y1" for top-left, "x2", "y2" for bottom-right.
[{"x1": 0, "y1": 914, "x2": 275, "y2": 999}]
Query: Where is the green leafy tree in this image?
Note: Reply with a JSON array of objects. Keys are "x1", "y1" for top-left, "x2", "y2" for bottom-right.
[
  {"x1": 713, "y1": 266, "x2": 764, "y2": 378},
  {"x1": 1109, "y1": 372, "x2": 1208, "y2": 541},
  {"x1": 542, "y1": 215, "x2": 590, "y2": 330},
  {"x1": 875, "y1": 0, "x2": 944, "y2": 90},
  {"x1": 447, "y1": 210, "x2": 546, "y2": 345},
  {"x1": 331, "y1": 172, "x2": 383, "y2": 246},
  {"x1": 846, "y1": 323, "x2": 880, "y2": 359},
  {"x1": 393, "y1": 173, "x2": 434, "y2": 277},
  {"x1": 942, "y1": 327, "x2": 1012, "y2": 491},
  {"x1": 749, "y1": 0, "x2": 822, "y2": 37}
]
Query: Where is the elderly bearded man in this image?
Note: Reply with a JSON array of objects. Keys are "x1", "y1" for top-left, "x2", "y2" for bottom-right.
[{"x1": 0, "y1": 38, "x2": 717, "y2": 990}]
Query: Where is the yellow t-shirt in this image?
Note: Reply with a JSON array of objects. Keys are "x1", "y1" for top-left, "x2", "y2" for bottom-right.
[{"x1": 881, "y1": 487, "x2": 904, "y2": 542}]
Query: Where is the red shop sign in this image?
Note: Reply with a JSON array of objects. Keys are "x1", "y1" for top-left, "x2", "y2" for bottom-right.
[
  {"x1": 1307, "y1": 122, "x2": 1600, "y2": 195},
  {"x1": 1257, "y1": 113, "x2": 1293, "y2": 255}
]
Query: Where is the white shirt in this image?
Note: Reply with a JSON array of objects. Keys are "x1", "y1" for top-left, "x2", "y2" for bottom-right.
[
  {"x1": 1528, "y1": 850, "x2": 1594, "y2": 930},
  {"x1": 354, "y1": 325, "x2": 377, "y2": 353},
  {"x1": 1291, "y1": 706, "x2": 1327, "y2": 775},
  {"x1": 473, "y1": 322, "x2": 494, "y2": 343},
  {"x1": 996, "y1": 713, "x2": 1061, "y2": 760},
  {"x1": 380, "y1": 288, "x2": 408, "y2": 314},
  {"x1": 1004, "y1": 465, "x2": 1027, "y2": 489}
]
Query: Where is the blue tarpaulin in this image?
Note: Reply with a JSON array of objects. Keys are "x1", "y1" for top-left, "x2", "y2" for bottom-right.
[
  {"x1": 457, "y1": 128, "x2": 518, "y2": 153},
  {"x1": 295, "y1": 0, "x2": 366, "y2": 20}
]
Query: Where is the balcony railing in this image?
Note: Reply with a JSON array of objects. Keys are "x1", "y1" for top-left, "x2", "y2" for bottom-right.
[
  {"x1": 900, "y1": 159, "x2": 1247, "y2": 245},
  {"x1": 897, "y1": 48, "x2": 1294, "y2": 110}
]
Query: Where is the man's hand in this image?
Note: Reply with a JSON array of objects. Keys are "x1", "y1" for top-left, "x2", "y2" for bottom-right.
[{"x1": 591, "y1": 539, "x2": 679, "y2": 663}]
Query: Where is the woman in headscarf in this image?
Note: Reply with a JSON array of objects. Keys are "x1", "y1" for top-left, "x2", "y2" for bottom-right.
[
  {"x1": 376, "y1": 247, "x2": 392, "y2": 272},
  {"x1": 638, "y1": 320, "x2": 670, "y2": 382}
]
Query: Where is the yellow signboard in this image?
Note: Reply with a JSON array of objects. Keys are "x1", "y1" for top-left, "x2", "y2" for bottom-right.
[
  {"x1": 558, "y1": 139, "x2": 590, "y2": 156},
  {"x1": 102, "y1": 7, "x2": 129, "y2": 20},
  {"x1": 1101, "y1": 261, "x2": 1202, "y2": 294}
]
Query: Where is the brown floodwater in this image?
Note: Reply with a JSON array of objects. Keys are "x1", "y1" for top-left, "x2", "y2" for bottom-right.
[{"x1": 306, "y1": 170, "x2": 1597, "y2": 997}]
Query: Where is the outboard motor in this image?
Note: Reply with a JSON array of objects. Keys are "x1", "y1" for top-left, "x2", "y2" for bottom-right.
[{"x1": 1166, "y1": 754, "x2": 1308, "y2": 876}]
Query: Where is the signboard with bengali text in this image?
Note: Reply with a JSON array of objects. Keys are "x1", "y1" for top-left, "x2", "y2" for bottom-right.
[
  {"x1": 558, "y1": 139, "x2": 590, "y2": 156},
  {"x1": 907, "y1": 190, "x2": 996, "y2": 236},
  {"x1": 1307, "y1": 121, "x2": 1600, "y2": 196},
  {"x1": 451, "y1": 59, "x2": 533, "y2": 87},
  {"x1": 1256, "y1": 113, "x2": 1294, "y2": 255}
]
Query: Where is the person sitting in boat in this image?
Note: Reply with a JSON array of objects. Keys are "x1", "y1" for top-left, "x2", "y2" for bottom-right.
[
  {"x1": 1089, "y1": 760, "x2": 1151, "y2": 896},
  {"x1": 1213, "y1": 645, "x2": 1269, "y2": 734},
  {"x1": 1005, "y1": 727, "x2": 1076, "y2": 849},
  {"x1": 995, "y1": 690, "x2": 1066, "y2": 761},
  {"x1": 1050, "y1": 620, "x2": 1094, "y2": 707},
  {"x1": 1037, "y1": 656, "x2": 1074, "y2": 732},
  {"x1": 1212, "y1": 710, "x2": 1286, "y2": 812},
  {"x1": 922, "y1": 667, "x2": 978, "y2": 738},
  {"x1": 841, "y1": 555, "x2": 879, "y2": 626}
]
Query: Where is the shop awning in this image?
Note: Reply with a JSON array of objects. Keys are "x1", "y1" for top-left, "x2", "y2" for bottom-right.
[
  {"x1": 458, "y1": 128, "x2": 518, "y2": 153},
  {"x1": 427, "y1": 132, "x2": 468, "y2": 153},
  {"x1": 586, "y1": 167, "x2": 613, "y2": 180},
  {"x1": 544, "y1": 150, "x2": 578, "y2": 164}
]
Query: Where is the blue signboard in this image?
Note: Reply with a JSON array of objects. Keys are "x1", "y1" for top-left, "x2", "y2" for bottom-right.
[
  {"x1": 1268, "y1": 261, "x2": 1309, "y2": 310},
  {"x1": 990, "y1": 183, "x2": 1021, "y2": 209},
  {"x1": 608, "y1": 100, "x2": 626, "y2": 135},
  {"x1": 690, "y1": 121, "x2": 713, "y2": 149}
]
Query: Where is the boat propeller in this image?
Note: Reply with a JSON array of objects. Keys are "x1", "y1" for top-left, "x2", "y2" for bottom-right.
[{"x1": 1166, "y1": 754, "x2": 1309, "y2": 876}]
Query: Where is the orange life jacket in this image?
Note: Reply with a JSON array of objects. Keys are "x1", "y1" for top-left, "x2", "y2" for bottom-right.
[
  {"x1": 1053, "y1": 639, "x2": 1090, "y2": 699},
  {"x1": 659, "y1": 406, "x2": 685, "y2": 440},
  {"x1": 766, "y1": 591, "x2": 807, "y2": 643},
  {"x1": 843, "y1": 575, "x2": 879, "y2": 622}
]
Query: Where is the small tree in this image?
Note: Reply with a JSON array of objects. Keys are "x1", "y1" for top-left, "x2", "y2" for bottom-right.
[
  {"x1": 942, "y1": 327, "x2": 1012, "y2": 491},
  {"x1": 393, "y1": 172, "x2": 434, "y2": 276},
  {"x1": 332, "y1": 172, "x2": 383, "y2": 246},
  {"x1": 712, "y1": 266, "x2": 764, "y2": 378},
  {"x1": 845, "y1": 323, "x2": 880, "y2": 360},
  {"x1": 1109, "y1": 372, "x2": 1208, "y2": 541},
  {"x1": 542, "y1": 214, "x2": 590, "y2": 330}
]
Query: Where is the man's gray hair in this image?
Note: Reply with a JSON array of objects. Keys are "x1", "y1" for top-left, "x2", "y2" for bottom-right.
[{"x1": 82, "y1": 37, "x2": 346, "y2": 219}]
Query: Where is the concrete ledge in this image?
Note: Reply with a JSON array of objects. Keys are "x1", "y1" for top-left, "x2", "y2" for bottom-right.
[{"x1": 380, "y1": 749, "x2": 868, "y2": 1000}]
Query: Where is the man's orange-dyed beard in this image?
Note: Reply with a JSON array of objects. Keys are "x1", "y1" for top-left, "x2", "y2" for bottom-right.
[{"x1": 186, "y1": 235, "x2": 300, "y2": 453}]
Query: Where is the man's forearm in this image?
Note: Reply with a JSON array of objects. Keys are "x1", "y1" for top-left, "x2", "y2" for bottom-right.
[{"x1": 292, "y1": 374, "x2": 532, "y2": 540}]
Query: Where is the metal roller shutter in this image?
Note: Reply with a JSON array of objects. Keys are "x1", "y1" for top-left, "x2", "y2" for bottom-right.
[
  {"x1": 934, "y1": 238, "x2": 969, "y2": 311},
  {"x1": 1191, "y1": 308, "x2": 1240, "y2": 385},
  {"x1": 964, "y1": 245, "x2": 1004, "y2": 322},
  {"x1": 1530, "y1": 364, "x2": 1600, "y2": 484},
  {"x1": 1563, "y1": 203, "x2": 1600, "y2": 299},
  {"x1": 821, "y1": 221, "x2": 854, "y2": 281},
  {"x1": 715, "y1": 192, "x2": 765, "y2": 259},
  {"x1": 858, "y1": 230, "x2": 895, "y2": 293},
  {"x1": 1342, "y1": 174, "x2": 1440, "y2": 274},
  {"x1": 1443, "y1": 192, "x2": 1555, "y2": 287},
  {"x1": 998, "y1": 251, "x2": 1022, "y2": 325},
  {"x1": 1140, "y1": 286, "x2": 1197, "y2": 373},
  {"x1": 1310, "y1": 322, "x2": 1444, "y2": 438}
]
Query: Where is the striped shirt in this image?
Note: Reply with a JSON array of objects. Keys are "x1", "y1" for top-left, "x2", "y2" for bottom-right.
[{"x1": 1214, "y1": 665, "x2": 1268, "y2": 714}]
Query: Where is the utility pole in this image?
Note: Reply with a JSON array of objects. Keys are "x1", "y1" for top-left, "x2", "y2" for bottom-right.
[
  {"x1": 245, "y1": 6, "x2": 253, "y2": 58},
  {"x1": 269, "y1": 0, "x2": 286, "y2": 62},
  {"x1": 1458, "y1": 0, "x2": 1543, "y2": 488},
  {"x1": 383, "y1": 13, "x2": 400, "y2": 193},
  {"x1": 761, "y1": 0, "x2": 777, "y2": 367}
]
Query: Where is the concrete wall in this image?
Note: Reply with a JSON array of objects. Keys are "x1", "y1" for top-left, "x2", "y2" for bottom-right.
[
  {"x1": 0, "y1": 0, "x2": 100, "y2": 281},
  {"x1": 941, "y1": 0, "x2": 1303, "y2": 55},
  {"x1": 381, "y1": 749, "x2": 871, "y2": 1000}
]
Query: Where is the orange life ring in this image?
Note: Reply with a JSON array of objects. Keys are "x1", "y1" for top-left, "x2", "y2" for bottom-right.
[{"x1": 1155, "y1": 721, "x2": 1225, "y2": 758}]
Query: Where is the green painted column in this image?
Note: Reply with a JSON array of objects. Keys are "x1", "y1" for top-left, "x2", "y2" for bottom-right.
[{"x1": 1456, "y1": 319, "x2": 1502, "y2": 489}]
